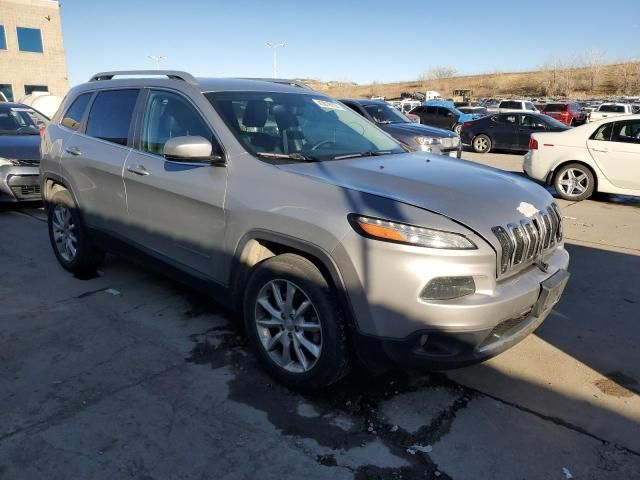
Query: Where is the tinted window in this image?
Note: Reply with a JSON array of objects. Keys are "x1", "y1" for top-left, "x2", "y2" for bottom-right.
[
  {"x1": 0, "y1": 25, "x2": 6, "y2": 50},
  {"x1": 611, "y1": 121, "x2": 640, "y2": 144},
  {"x1": 0, "y1": 105, "x2": 47, "y2": 135},
  {"x1": 598, "y1": 104, "x2": 626, "y2": 113},
  {"x1": 16, "y1": 27, "x2": 43, "y2": 53},
  {"x1": 426, "y1": 106, "x2": 437, "y2": 115},
  {"x1": 24, "y1": 85, "x2": 49, "y2": 95},
  {"x1": 500, "y1": 101, "x2": 520, "y2": 109},
  {"x1": 498, "y1": 114, "x2": 518, "y2": 125},
  {"x1": 437, "y1": 107, "x2": 453, "y2": 117},
  {"x1": 141, "y1": 90, "x2": 212, "y2": 155},
  {"x1": 591, "y1": 123, "x2": 613, "y2": 141},
  {"x1": 61, "y1": 93, "x2": 92, "y2": 131},
  {"x1": 520, "y1": 115, "x2": 546, "y2": 128},
  {"x1": 0, "y1": 84, "x2": 13, "y2": 102},
  {"x1": 363, "y1": 104, "x2": 409, "y2": 124},
  {"x1": 544, "y1": 103, "x2": 567, "y2": 112},
  {"x1": 410, "y1": 106, "x2": 425, "y2": 114},
  {"x1": 86, "y1": 90, "x2": 139, "y2": 145}
]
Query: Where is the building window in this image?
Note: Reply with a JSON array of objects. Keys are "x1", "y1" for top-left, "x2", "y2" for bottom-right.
[
  {"x1": 0, "y1": 25, "x2": 7, "y2": 50},
  {"x1": 17, "y1": 27, "x2": 44, "y2": 53},
  {"x1": 0, "y1": 84, "x2": 14, "y2": 102},
  {"x1": 25, "y1": 85, "x2": 49, "y2": 95}
]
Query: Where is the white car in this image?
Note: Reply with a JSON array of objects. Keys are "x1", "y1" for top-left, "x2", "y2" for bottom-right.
[
  {"x1": 523, "y1": 115, "x2": 640, "y2": 201},
  {"x1": 587, "y1": 103, "x2": 634, "y2": 123},
  {"x1": 488, "y1": 99, "x2": 538, "y2": 114}
]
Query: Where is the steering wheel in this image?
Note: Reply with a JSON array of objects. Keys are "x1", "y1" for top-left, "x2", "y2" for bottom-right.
[{"x1": 310, "y1": 140, "x2": 336, "y2": 151}]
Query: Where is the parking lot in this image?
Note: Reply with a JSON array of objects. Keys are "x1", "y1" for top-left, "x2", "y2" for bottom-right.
[{"x1": 1, "y1": 151, "x2": 639, "y2": 480}]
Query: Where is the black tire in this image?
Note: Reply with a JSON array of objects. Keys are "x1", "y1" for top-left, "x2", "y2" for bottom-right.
[
  {"x1": 453, "y1": 124, "x2": 462, "y2": 135},
  {"x1": 553, "y1": 163, "x2": 595, "y2": 201},
  {"x1": 47, "y1": 189, "x2": 105, "y2": 276},
  {"x1": 472, "y1": 134, "x2": 492, "y2": 153},
  {"x1": 243, "y1": 253, "x2": 350, "y2": 389}
]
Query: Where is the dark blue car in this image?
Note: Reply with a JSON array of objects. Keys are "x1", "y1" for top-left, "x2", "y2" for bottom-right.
[{"x1": 409, "y1": 100, "x2": 485, "y2": 134}]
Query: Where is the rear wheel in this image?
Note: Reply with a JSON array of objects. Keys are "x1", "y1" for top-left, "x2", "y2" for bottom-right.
[
  {"x1": 472, "y1": 134, "x2": 492, "y2": 153},
  {"x1": 47, "y1": 189, "x2": 105, "y2": 276},
  {"x1": 244, "y1": 253, "x2": 350, "y2": 389},
  {"x1": 553, "y1": 163, "x2": 595, "y2": 201}
]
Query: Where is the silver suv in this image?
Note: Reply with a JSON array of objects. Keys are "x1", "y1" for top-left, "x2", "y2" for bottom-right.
[{"x1": 40, "y1": 71, "x2": 570, "y2": 389}]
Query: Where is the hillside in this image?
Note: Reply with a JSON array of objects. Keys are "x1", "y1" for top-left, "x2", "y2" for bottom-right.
[{"x1": 307, "y1": 62, "x2": 640, "y2": 100}]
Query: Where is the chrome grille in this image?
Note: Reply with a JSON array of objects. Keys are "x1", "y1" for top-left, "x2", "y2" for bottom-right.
[{"x1": 492, "y1": 204, "x2": 563, "y2": 277}]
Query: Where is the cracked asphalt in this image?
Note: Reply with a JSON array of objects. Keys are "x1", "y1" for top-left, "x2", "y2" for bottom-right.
[{"x1": 1, "y1": 152, "x2": 639, "y2": 479}]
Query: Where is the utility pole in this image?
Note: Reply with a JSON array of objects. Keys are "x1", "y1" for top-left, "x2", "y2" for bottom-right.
[
  {"x1": 147, "y1": 55, "x2": 167, "y2": 70},
  {"x1": 266, "y1": 42, "x2": 286, "y2": 78}
]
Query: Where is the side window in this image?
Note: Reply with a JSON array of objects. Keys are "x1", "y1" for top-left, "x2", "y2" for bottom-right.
[
  {"x1": 61, "y1": 92, "x2": 92, "y2": 131},
  {"x1": 437, "y1": 107, "x2": 452, "y2": 117},
  {"x1": 85, "y1": 89, "x2": 139, "y2": 146},
  {"x1": 498, "y1": 114, "x2": 518, "y2": 125},
  {"x1": 520, "y1": 115, "x2": 545, "y2": 128},
  {"x1": 591, "y1": 123, "x2": 613, "y2": 142},
  {"x1": 425, "y1": 106, "x2": 437, "y2": 115},
  {"x1": 611, "y1": 121, "x2": 640, "y2": 144},
  {"x1": 141, "y1": 90, "x2": 212, "y2": 155},
  {"x1": 525, "y1": 102, "x2": 535, "y2": 111}
]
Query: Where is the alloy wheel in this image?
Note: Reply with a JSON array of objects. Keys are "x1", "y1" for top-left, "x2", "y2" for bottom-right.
[
  {"x1": 473, "y1": 136, "x2": 489, "y2": 152},
  {"x1": 254, "y1": 279, "x2": 322, "y2": 373},
  {"x1": 51, "y1": 204, "x2": 78, "y2": 262},
  {"x1": 558, "y1": 168, "x2": 589, "y2": 197}
]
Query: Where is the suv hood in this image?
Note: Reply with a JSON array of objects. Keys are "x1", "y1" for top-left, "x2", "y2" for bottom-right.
[
  {"x1": 280, "y1": 152, "x2": 554, "y2": 246},
  {"x1": 380, "y1": 122, "x2": 456, "y2": 138},
  {"x1": 0, "y1": 134, "x2": 41, "y2": 161}
]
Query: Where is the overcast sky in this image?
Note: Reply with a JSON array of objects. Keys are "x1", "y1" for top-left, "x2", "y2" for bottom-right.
[{"x1": 59, "y1": 0, "x2": 640, "y2": 87}]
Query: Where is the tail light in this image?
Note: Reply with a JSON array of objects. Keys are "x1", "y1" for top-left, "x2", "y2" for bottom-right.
[
  {"x1": 462, "y1": 121, "x2": 473, "y2": 128},
  {"x1": 529, "y1": 137, "x2": 538, "y2": 150}
]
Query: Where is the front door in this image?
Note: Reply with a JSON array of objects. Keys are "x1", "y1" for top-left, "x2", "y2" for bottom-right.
[
  {"x1": 588, "y1": 120, "x2": 640, "y2": 190},
  {"x1": 123, "y1": 89, "x2": 228, "y2": 283}
]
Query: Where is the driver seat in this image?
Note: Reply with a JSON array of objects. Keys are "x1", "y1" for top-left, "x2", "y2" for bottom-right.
[{"x1": 273, "y1": 105, "x2": 305, "y2": 154}]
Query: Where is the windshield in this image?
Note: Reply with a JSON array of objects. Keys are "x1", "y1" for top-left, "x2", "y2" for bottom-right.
[
  {"x1": 205, "y1": 92, "x2": 404, "y2": 162},
  {"x1": 0, "y1": 106, "x2": 49, "y2": 135},
  {"x1": 362, "y1": 103, "x2": 410, "y2": 124},
  {"x1": 598, "y1": 104, "x2": 626, "y2": 113}
]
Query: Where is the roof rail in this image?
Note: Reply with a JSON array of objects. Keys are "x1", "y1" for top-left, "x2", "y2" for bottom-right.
[{"x1": 89, "y1": 70, "x2": 198, "y2": 85}]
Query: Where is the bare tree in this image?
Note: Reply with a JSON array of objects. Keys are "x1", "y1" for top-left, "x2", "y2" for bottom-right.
[
  {"x1": 422, "y1": 66, "x2": 458, "y2": 81},
  {"x1": 582, "y1": 48, "x2": 607, "y2": 93},
  {"x1": 540, "y1": 55, "x2": 578, "y2": 96},
  {"x1": 616, "y1": 60, "x2": 636, "y2": 95}
]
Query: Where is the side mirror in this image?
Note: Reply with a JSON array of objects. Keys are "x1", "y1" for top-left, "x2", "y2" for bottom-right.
[{"x1": 163, "y1": 136, "x2": 222, "y2": 163}]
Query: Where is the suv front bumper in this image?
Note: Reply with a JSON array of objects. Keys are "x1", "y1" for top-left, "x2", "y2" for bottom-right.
[{"x1": 333, "y1": 233, "x2": 570, "y2": 369}]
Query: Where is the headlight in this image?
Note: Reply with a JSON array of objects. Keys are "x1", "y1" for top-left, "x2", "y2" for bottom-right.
[
  {"x1": 0, "y1": 157, "x2": 18, "y2": 166},
  {"x1": 349, "y1": 215, "x2": 477, "y2": 250},
  {"x1": 415, "y1": 136, "x2": 441, "y2": 146}
]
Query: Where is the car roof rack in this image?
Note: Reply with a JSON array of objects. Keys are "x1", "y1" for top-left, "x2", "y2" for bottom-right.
[{"x1": 88, "y1": 70, "x2": 198, "y2": 85}]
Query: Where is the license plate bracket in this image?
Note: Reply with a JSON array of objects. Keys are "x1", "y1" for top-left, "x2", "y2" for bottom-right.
[{"x1": 532, "y1": 269, "x2": 570, "y2": 317}]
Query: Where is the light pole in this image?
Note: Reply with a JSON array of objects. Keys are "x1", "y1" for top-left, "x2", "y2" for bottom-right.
[
  {"x1": 266, "y1": 42, "x2": 286, "y2": 78},
  {"x1": 147, "y1": 55, "x2": 167, "y2": 70}
]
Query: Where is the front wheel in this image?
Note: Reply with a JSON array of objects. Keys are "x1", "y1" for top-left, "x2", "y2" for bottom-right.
[
  {"x1": 553, "y1": 163, "x2": 595, "y2": 201},
  {"x1": 472, "y1": 134, "x2": 492, "y2": 153},
  {"x1": 243, "y1": 253, "x2": 350, "y2": 389}
]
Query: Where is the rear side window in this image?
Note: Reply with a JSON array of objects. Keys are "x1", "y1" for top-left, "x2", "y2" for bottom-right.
[
  {"x1": 543, "y1": 104, "x2": 566, "y2": 112},
  {"x1": 500, "y1": 101, "x2": 519, "y2": 109},
  {"x1": 591, "y1": 123, "x2": 614, "y2": 141},
  {"x1": 61, "y1": 93, "x2": 92, "y2": 131},
  {"x1": 425, "y1": 106, "x2": 437, "y2": 115},
  {"x1": 85, "y1": 89, "x2": 139, "y2": 146},
  {"x1": 497, "y1": 114, "x2": 518, "y2": 125},
  {"x1": 525, "y1": 102, "x2": 535, "y2": 110},
  {"x1": 598, "y1": 105, "x2": 625, "y2": 113}
]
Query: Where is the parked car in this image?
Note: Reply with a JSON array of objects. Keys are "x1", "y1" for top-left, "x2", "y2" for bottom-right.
[
  {"x1": 340, "y1": 98, "x2": 461, "y2": 157},
  {"x1": 588, "y1": 103, "x2": 634, "y2": 123},
  {"x1": 0, "y1": 102, "x2": 49, "y2": 202},
  {"x1": 524, "y1": 115, "x2": 640, "y2": 201},
  {"x1": 461, "y1": 112, "x2": 569, "y2": 153},
  {"x1": 489, "y1": 99, "x2": 539, "y2": 114},
  {"x1": 409, "y1": 100, "x2": 483, "y2": 134},
  {"x1": 458, "y1": 106, "x2": 488, "y2": 116},
  {"x1": 41, "y1": 70, "x2": 570, "y2": 389},
  {"x1": 541, "y1": 102, "x2": 587, "y2": 126}
]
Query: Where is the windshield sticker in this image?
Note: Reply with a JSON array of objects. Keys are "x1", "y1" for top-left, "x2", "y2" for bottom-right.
[{"x1": 312, "y1": 99, "x2": 345, "y2": 111}]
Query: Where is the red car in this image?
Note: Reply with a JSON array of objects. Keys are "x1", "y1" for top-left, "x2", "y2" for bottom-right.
[{"x1": 541, "y1": 102, "x2": 587, "y2": 126}]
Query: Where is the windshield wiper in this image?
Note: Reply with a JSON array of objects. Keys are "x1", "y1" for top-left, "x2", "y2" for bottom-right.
[
  {"x1": 255, "y1": 152, "x2": 316, "y2": 162},
  {"x1": 333, "y1": 150, "x2": 396, "y2": 160}
]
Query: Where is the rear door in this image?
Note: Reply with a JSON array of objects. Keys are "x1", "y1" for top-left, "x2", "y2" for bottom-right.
[
  {"x1": 588, "y1": 120, "x2": 640, "y2": 190},
  {"x1": 517, "y1": 114, "x2": 547, "y2": 150},
  {"x1": 492, "y1": 113, "x2": 520, "y2": 149},
  {"x1": 123, "y1": 88, "x2": 228, "y2": 282},
  {"x1": 62, "y1": 89, "x2": 140, "y2": 232}
]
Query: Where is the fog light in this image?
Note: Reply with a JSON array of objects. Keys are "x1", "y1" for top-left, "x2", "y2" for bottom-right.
[{"x1": 420, "y1": 276, "x2": 475, "y2": 301}]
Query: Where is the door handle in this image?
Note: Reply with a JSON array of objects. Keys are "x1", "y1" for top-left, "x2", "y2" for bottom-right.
[
  {"x1": 65, "y1": 146, "x2": 81, "y2": 156},
  {"x1": 126, "y1": 164, "x2": 150, "y2": 176},
  {"x1": 591, "y1": 147, "x2": 608, "y2": 153}
]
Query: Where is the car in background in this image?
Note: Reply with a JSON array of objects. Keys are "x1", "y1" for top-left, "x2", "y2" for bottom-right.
[
  {"x1": 524, "y1": 115, "x2": 640, "y2": 201},
  {"x1": 541, "y1": 102, "x2": 587, "y2": 126},
  {"x1": 460, "y1": 112, "x2": 568, "y2": 153},
  {"x1": 489, "y1": 99, "x2": 539, "y2": 114},
  {"x1": 458, "y1": 106, "x2": 487, "y2": 116},
  {"x1": 408, "y1": 100, "x2": 483, "y2": 135},
  {"x1": 0, "y1": 103, "x2": 49, "y2": 202},
  {"x1": 588, "y1": 103, "x2": 634, "y2": 122},
  {"x1": 341, "y1": 99, "x2": 462, "y2": 157}
]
